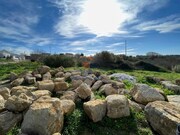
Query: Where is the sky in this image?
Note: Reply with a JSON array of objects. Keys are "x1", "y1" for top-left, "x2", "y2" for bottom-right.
[{"x1": 0, "y1": 0, "x2": 180, "y2": 56}]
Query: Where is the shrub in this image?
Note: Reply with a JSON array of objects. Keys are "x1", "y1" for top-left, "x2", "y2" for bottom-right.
[
  {"x1": 92, "y1": 51, "x2": 115, "y2": 68},
  {"x1": 43, "y1": 55, "x2": 75, "y2": 68}
]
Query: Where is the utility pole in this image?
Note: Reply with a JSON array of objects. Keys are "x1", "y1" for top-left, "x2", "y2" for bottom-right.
[{"x1": 125, "y1": 40, "x2": 127, "y2": 56}]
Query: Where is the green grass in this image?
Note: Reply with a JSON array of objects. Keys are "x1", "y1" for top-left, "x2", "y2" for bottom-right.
[
  {"x1": 62, "y1": 102, "x2": 153, "y2": 135},
  {"x1": 0, "y1": 61, "x2": 42, "y2": 80},
  {"x1": 6, "y1": 125, "x2": 20, "y2": 135}
]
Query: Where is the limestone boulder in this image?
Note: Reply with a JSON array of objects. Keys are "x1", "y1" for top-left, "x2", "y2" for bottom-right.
[
  {"x1": 55, "y1": 72, "x2": 64, "y2": 78},
  {"x1": 38, "y1": 66, "x2": 50, "y2": 75},
  {"x1": 60, "y1": 91, "x2": 77, "y2": 102},
  {"x1": 0, "y1": 87, "x2": 10, "y2": 100},
  {"x1": 99, "y1": 84, "x2": 118, "y2": 96},
  {"x1": 99, "y1": 75, "x2": 111, "y2": 84},
  {"x1": 145, "y1": 101, "x2": 180, "y2": 135},
  {"x1": 64, "y1": 72, "x2": 71, "y2": 80},
  {"x1": 91, "y1": 80, "x2": 103, "y2": 91},
  {"x1": 32, "y1": 90, "x2": 51, "y2": 100},
  {"x1": 37, "y1": 80, "x2": 55, "y2": 92},
  {"x1": 75, "y1": 83, "x2": 91, "y2": 99},
  {"x1": 130, "y1": 83, "x2": 165, "y2": 105},
  {"x1": 161, "y1": 81, "x2": 180, "y2": 94},
  {"x1": 54, "y1": 78, "x2": 65, "y2": 82},
  {"x1": 25, "y1": 76, "x2": 36, "y2": 85},
  {"x1": 0, "y1": 95, "x2": 5, "y2": 112},
  {"x1": 83, "y1": 99, "x2": 106, "y2": 122},
  {"x1": 42, "y1": 72, "x2": 51, "y2": 80},
  {"x1": 54, "y1": 82, "x2": 69, "y2": 92},
  {"x1": 167, "y1": 95, "x2": 180, "y2": 107},
  {"x1": 128, "y1": 99, "x2": 144, "y2": 112},
  {"x1": 60, "y1": 100, "x2": 75, "y2": 115},
  {"x1": 34, "y1": 74, "x2": 42, "y2": 81},
  {"x1": 0, "y1": 111, "x2": 22, "y2": 135},
  {"x1": 109, "y1": 73, "x2": 136, "y2": 84},
  {"x1": 5, "y1": 93, "x2": 33, "y2": 112},
  {"x1": 71, "y1": 80, "x2": 83, "y2": 89},
  {"x1": 21, "y1": 96, "x2": 64, "y2": 135},
  {"x1": 11, "y1": 78, "x2": 24, "y2": 87},
  {"x1": 106, "y1": 95, "x2": 130, "y2": 118},
  {"x1": 70, "y1": 75, "x2": 85, "y2": 81},
  {"x1": 9, "y1": 72, "x2": 18, "y2": 82},
  {"x1": 84, "y1": 76, "x2": 95, "y2": 87}
]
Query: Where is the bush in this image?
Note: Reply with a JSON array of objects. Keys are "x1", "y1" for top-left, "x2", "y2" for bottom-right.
[
  {"x1": 43, "y1": 55, "x2": 75, "y2": 68},
  {"x1": 92, "y1": 51, "x2": 115, "y2": 68}
]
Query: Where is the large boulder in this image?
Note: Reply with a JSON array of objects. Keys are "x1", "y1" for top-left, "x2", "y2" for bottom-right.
[
  {"x1": 60, "y1": 100, "x2": 75, "y2": 115},
  {"x1": 60, "y1": 91, "x2": 77, "y2": 102},
  {"x1": 0, "y1": 87, "x2": 10, "y2": 100},
  {"x1": 83, "y1": 99, "x2": 106, "y2": 122},
  {"x1": 130, "y1": 84, "x2": 165, "y2": 105},
  {"x1": 128, "y1": 99, "x2": 144, "y2": 112},
  {"x1": 75, "y1": 83, "x2": 91, "y2": 99},
  {"x1": 84, "y1": 76, "x2": 95, "y2": 87},
  {"x1": 145, "y1": 101, "x2": 180, "y2": 135},
  {"x1": 99, "y1": 84, "x2": 118, "y2": 96},
  {"x1": 9, "y1": 72, "x2": 18, "y2": 82},
  {"x1": 109, "y1": 73, "x2": 136, "y2": 84},
  {"x1": 161, "y1": 81, "x2": 180, "y2": 94},
  {"x1": 32, "y1": 90, "x2": 51, "y2": 100},
  {"x1": 54, "y1": 82, "x2": 69, "y2": 92},
  {"x1": 106, "y1": 95, "x2": 130, "y2": 118},
  {"x1": 146, "y1": 76, "x2": 165, "y2": 84},
  {"x1": 0, "y1": 111, "x2": 22, "y2": 135},
  {"x1": 5, "y1": 93, "x2": 33, "y2": 112},
  {"x1": 167, "y1": 95, "x2": 180, "y2": 108},
  {"x1": 25, "y1": 76, "x2": 36, "y2": 85},
  {"x1": 0, "y1": 95, "x2": 5, "y2": 112},
  {"x1": 42, "y1": 72, "x2": 51, "y2": 80},
  {"x1": 38, "y1": 66, "x2": 50, "y2": 75},
  {"x1": 91, "y1": 80, "x2": 103, "y2": 91},
  {"x1": 55, "y1": 72, "x2": 64, "y2": 78},
  {"x1": 71, "y1": 80, "x2": 83, "y2": 89},
  {"x1": 37, "y1": 80, "x2": 55, "y2": 92},
  {"x1": 21, "y1": 96, "x2": 64, "y2": 135},
  {"x1": 99, "y1": 75, "x2": 111, "y2": 84},
  {"x1": 11, "y1": 78, "x2": 24, "y2": 87}
]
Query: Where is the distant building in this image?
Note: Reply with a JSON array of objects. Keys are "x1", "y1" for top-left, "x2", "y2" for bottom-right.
[
  {"x1": 0, "y1": 50, "x2": 11, "y2": 58},
  {"x1": 146, "y1": 52, "x2": 161, "y2": 56}
]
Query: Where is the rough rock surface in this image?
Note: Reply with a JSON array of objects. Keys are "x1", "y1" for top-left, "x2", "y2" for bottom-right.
[
  {"x1": 161, "y1": 81, "x2": 180, "y2": 94},
  {"x1": 42, "y1": 72, "x2": 51, "y2": 80},
  {"x1": 37, "y1": 80, "x2": 55, "y2": 92},
  {"x1": 145, "y1": 101, "x2": 180, "y2": 135},
  {"x1": 83, "y1": 99, "x2": 106, "y2": 122},
  {"x1": 91, "y1": 80, "x2": 103, "y2": 91},
  {"x1": 106, "y1": 95, "x2": 130, "y2": 118},
  {"x1": 60, "y1": 91, "x2": 77, "y2": 102},
  {"x1": 11, "y1": 78, "x2": 24, "y2": 87},
  {"x1": 130, "y1": 83, "x2": 165, "y2": 105},
  {"x1": 99, "y1": 84, "x2": 118, "y2": 96},
  {"x1": 109, "y1": 73, "x2": 136, "y2": 84},
  {"x1": 54, "y1": 82, "x2": 69, "y2": 92},
  {"x1": 55, "y1": 72, "x2": 64, "y2": 78},
  {"x1": 128, "y1": 99, "x2": 144, "y2": 112},
  {"x1": 60, "y1": 100, "x2": 75, "y2": 115},
  {"x1": 25, "y1": 76, "x2": 36, "y2": 84},
  {"x1": 0, "y1": 87, "x2": 10, "y2": 100},
  {"x1": 38, "y1": 66, "x2": 50, "y2": 75},
  {"x1": 5, "y1": 93, "x2": 33, "y2": 112},
  {"x1": 0, "y1": 111, "x2": 22, "y2": 135},
  {"x1": 0, "y1": 95, "x2": 5, "y2": 112},
  {"x1": 21, "y1": 96, "x2": 64, "y2": 135},
  {"x1": 32, "y1": 90, "x2": 51, "y2": 99},
  {"x1": 76, "y1": 83, "x2": 91, "y2": 99}
]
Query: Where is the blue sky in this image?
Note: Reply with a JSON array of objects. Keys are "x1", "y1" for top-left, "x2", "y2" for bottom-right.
[{"x1": 0, "y1": 0, "x2": 180, "y2": 55}]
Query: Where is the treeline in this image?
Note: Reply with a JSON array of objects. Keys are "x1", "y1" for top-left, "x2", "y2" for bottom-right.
[{"x1": 30, "y1": 51, "x2": 180, "y2": 73}]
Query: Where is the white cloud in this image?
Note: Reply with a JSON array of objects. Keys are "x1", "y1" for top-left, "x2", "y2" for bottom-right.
[
  {"x1": 134, "y1": 16, "x2": 180, "y2": 33},
  {"x1": 106, "y1": 42, "x2": 124, "y2": 48},
  {"x1": 52, "y1": 0, "x2": 169, "y2": 37},
  {"x1": 70, "y1": 38, "x2": 98, "y2": 46}
]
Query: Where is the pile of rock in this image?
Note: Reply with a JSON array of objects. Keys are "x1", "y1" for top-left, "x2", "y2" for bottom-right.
[{"x1": 0, "y1": 65, "x2": 179, "y2": 135}]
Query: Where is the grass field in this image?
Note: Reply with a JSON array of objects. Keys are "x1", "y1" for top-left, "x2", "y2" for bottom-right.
[{"x1": 2, "y1": 62, "x2": 180, "y2": 135}]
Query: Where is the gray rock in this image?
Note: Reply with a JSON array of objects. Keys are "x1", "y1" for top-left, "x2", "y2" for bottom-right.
[
  {"x1": 55, "y1": 72, "x2": 64, "y2": 78},
  {"x1": 25, "y1": 76, "x2": 36, "y2": 84},
  {"x1": 130, "y1": 83, "x2": 165, "y2": 105},
  {"x1": 21, "y1": 96, "x2": 64, "y2": 135},
  {"x1": 9, "y1": 72, "x2": 18, "y2": 82},
  {"x1": 91, "y1": 80, "x2": 103, "y2": 91},
  {"x1": 109, "y1": 73, "x2": 136, "y2": 84},
  {"x1": 54, "y1": 82, "x2": 69, "y2": 92},
  {"x1": 38, "y1": 66, "x2": 50, "y2": 75},
  {"x1": 42, "y1": 72, "x2": 51, "y2": 80},
  {"x1": 145, "y1": 101, "x2": 180, "y2": 135},
  {"x1": 11, "y1": 78, "x2": 24, "y2": 87},
  {"x1": 0, "y1": 111, "x2": 22, "y2": 135},
  {"x1": 106, "y1": 95, "x2": 130, "y2": 118},
  {"x1": 128, "y1": 99, "x2": 144, "y2": 112},
  {"x1": 161, "y1": 81, "x2": 180, "y2": 94},
  {"x1": 32, "y1": 90, "x2": 51, "y2": 100},
  {"x1": 0, "y1": 95, "x2": 5, "y2": 112},
  {"x1": 60, "y1": 91, "x2": 77, "y2": 102},
  {"x1": 99, "y1": 84, "x2": 118, "y2": 96}
]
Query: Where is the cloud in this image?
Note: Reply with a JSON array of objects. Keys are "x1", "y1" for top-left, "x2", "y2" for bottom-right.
[
  {"x1": 52, "y1": 0, "x2": 169, "y2": 37},
  {"x1": 106, "y1": 42, "x2": 124, "y2": 48},
  {"x1": 134, "y1": 15, "x2": 180, "y2": 33}
]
